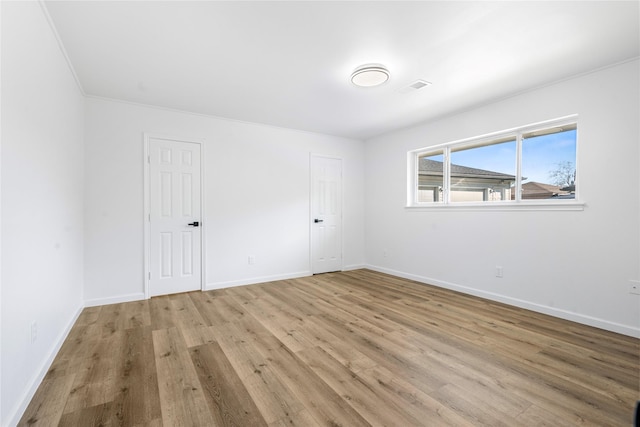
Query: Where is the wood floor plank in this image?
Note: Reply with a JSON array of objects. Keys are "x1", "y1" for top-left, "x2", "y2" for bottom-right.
[
  {"x1": 169, "y1": 293, "x2": 208, "y2": 330},
  {"x1": 294, "y1": 320, "x2": 378, "y2": 374},
  {"x1": 230, "y1": 291, "x2": 314, "y2": 353},
  {"x1": 18, "y1": 375, "x2": 76, "y2": 426},
  {"x1": 75, "y1": 306, "x2": 102, "y2": 326},
  {"x1": 18, "y1": 269, "x2": 639, "y2": 426},
  {"x1": 431, "y1": 383, "x2": 515, "y2": 426},
  {"x1": 116, "y1": 300, "x2": 151, "y2": 331},
  {"x1": 539, "y1": 344, "x2": 638, "y2": 391},
  {"x1": 499, "y1": 357, "x2": 635, "y2": 426},
  {"x1": 108, "y1": 326, "x2": 162, "y2": 425},
  {"x1": 356, "y1": 365, "x2": 475, "y2": 426},
  {"x1": 209, "y1": 319, "x2": 306, "y2": 423},
  {"x1": 181, "y1": 325, "x2": 219, "y2": 348},
  {"x1": 246, "y1": 326, "x2": 373, "y2": 427},
  {"x1": 515, "y1": 403, "x2": 584, "y2": 426},
  {"x1": 296, "y1": 346, "x2": 426, "y2": 426},
  {"x1": 149, "y1": 295, "x2": 178, "y2": 331},
  {"x1": 190, "y1": 342, "x2": 268, "y2": 426},
  {"x1": 58, "y1": 402, "x2": 118, "y2": 427},
  {"x1": 63, "y1": 330, "x2": 126, "y2": 413},
  {"x1": 264, "y1": 282, "x2": 329, "y2": 317},
  {"x1": 153, "y1": 327, "x2": 217, "y2": 426},
  {"x1": 60, "y1": 322, "x2": 159, "y2": 425},
  {"x1": 239, "y1": 367, "x2": 306, "y2": 425},
  {"x1": 44, "y1": 322, "x2": 102, "y2": 380},
  {"x1": 267, "y1": 408, "x2": 321, "y2": 427},
  {"x1": 189, "y1": 292, "x2": 245, "y2": 326},
  {"x1": 207, "y1": 317, "x2": 274, "y2": 380},
  {"x1": 310, "y1": 312, "x2": 437, "y2": 387}
]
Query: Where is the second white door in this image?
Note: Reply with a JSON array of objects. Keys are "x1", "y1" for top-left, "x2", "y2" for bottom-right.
[
  {"x1": 311, "y1": 155, "x2": 342, "y2": 274},
  {"x1": 149, "y1": 137, "x2": 202, "y2": 297}
]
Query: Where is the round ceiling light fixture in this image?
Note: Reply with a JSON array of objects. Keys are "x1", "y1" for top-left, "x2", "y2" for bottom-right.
[{"x1": 350, "y1": 64, "x2": 390, "y2": 87}]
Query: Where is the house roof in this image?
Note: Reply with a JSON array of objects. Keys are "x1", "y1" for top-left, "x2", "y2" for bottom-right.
[
  {"x1": 419, "y1": 159, "x2": 516, "y2": 181},
  {"x1": 521, "y1": 181, "x2": 569, "y2": 195}
]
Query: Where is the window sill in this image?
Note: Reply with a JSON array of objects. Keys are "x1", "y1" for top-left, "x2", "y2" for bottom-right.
[{"x1": 405, "y1": 200, "x2": 585, "y2": 212}]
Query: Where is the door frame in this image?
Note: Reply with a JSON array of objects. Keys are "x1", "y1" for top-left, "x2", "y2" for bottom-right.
[
  {"x1": 143, "y1": 133, "x2": 206, "y2": 299},
  {"x1": 309, "y1": 153, "x2": 344, "y2": 274}
]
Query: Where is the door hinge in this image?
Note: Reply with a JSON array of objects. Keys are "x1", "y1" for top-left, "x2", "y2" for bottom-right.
[
  {"x1": 147, "y1": 155, "x2": 151, "y2": 164},
  {"x1": 148, "y1": 272, "x2": 151, "y2": 280},
  {"x1": 148, "y1": 213, "x2": 151, "y2": 221}
]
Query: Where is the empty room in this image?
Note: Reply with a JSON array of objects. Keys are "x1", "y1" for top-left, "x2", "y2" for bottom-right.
[{"x1": 1, "y1": 1, "x2": 639, "y2": 426}]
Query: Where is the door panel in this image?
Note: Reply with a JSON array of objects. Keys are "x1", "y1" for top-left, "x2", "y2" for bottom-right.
[
  {"x1": 149, "y1": 138, "x2": 201, "y2": 296},
  {"x1": 311, "y1": 155, "x2": 342, "y2": 274},
  {"x1": 181, "y1": 231, "x2": 193, "y2": 275}
]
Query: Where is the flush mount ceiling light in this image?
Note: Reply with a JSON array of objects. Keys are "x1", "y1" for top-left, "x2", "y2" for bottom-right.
[{"x1": 350, "y1": 64, "x2": 390, "y2": 87}]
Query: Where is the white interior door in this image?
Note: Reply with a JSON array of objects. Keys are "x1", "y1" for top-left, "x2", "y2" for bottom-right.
[
  {"x1": 311, "y1": 155, "x2": 342, "y2": 274},
  {"x1": 148, "y1": 137, "x2": 202, "y2": 297}
]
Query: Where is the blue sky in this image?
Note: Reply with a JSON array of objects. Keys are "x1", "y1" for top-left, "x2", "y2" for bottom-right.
[
  {"x1": 447, "y1": 130, "x2": 577, "y2": 184},
  {"x1": 521, "y1": 130, "x2": 576, "y2": 184}
]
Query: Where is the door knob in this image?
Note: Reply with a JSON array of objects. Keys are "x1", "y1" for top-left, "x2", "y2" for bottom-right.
[
  {"x1": 314, "y1": 219, "x2": 323, "y2": 223},
  {"x1": 188, "y1": 221, "x2": 200, "y2": 227}
]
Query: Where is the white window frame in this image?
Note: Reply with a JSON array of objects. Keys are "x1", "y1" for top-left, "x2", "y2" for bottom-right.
[{"x1": 407, "y1": 115, "x2": 584, "y2": 211}]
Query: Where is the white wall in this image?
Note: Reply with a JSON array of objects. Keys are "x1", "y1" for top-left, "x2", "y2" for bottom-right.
[
  {"x1": 364, "y1": 60, "x2": 640, "y2": 337},
  {"x1": 1, "y1": 2, "x2": 85, "y2": 425},
  {"x1": 83, "y1": 98, "x2": 365, "y2": 304}
]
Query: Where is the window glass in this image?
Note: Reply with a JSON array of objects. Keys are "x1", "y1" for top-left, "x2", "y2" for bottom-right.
[
  {"x1": 417, "y1": 152, "x2": 444, "y2": 203},
  {"x1": 408, "y1": 117, "x2": 578, "y2": 207},
  {"x1": 521, "y1": 125, "x2": 577, "y2": 200},
  {"x1": 450, "y1": 138, "x2": 516, "y2": 202}
]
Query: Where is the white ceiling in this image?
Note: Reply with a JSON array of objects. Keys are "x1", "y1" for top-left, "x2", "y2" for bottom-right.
[{"x1": 44, "y1": 1, "x2": 639, "y2": 140}]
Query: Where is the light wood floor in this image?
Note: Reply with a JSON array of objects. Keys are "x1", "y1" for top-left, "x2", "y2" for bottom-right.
[{"x1": 20, "y1": 269, "x2": 639, "y2": 426}]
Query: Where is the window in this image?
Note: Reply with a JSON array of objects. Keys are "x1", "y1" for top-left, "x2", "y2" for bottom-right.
[
  {"x1": 521, "y1": 124, "x2": 577, "y2": 200},
  {"x1": 417, "y1": 152, "x2": 444, "y2": 203},
  {"x1": 450, "y1": 137, "x2": 516, "y2": 203},
  {"x1": 408, "y1": 116, "x2": 580, "y2": 209}
]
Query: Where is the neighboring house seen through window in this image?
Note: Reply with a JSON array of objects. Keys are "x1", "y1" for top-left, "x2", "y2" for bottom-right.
[{"x1": 409, "y1": 116, "x2": 578, "y2": 207}]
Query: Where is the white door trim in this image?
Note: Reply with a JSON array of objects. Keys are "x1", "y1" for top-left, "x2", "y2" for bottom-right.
[
  {"x1": 143, "y1": 133, "x2": 206, "y2": 299},
  {"x1": 309, "y1": 153, "x2": 344, "y2": 274}
]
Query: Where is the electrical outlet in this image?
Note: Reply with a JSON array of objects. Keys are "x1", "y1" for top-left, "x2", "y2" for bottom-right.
[
  {"x1": 630, "y1": 280, "x2": 640, "y2": 295},
  {"x1": 495, "y1": 266, "x2": 503, "y2": 278},
  {"x1": 248, "y1": 255, "x2": 256, "y2": 265},
  {"x1": 30, "y1": 321, "x2": 37, "y2": 343},
  {"x1": 383, "y1": 250, "x2": 387, "y2": 258}
]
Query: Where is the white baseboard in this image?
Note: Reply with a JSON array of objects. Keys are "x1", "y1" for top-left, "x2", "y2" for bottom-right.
[
  {"x1": 206, "y1": 270, "x2": 312, "y2": 291},
  {"x1": 342, "y1": 263, "x2": 367, "y2": 271},
  {"x1": 7, "y1": 303, "x2": 84, "y2": 427},
  {"x1": 365, "y1": 264, "x2": 640, "y2": 338},
  {"x1": 84, "y1": 292, "x2": 145, "y2": 307}
]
